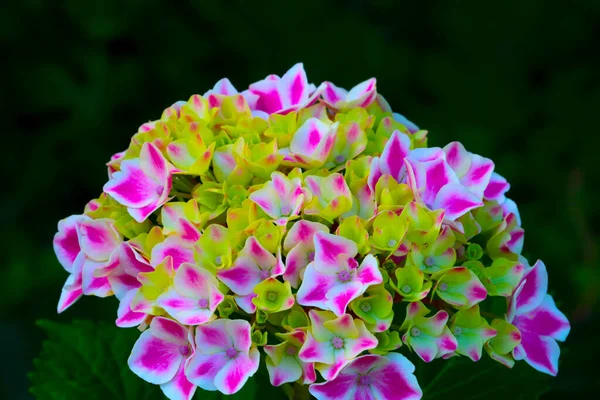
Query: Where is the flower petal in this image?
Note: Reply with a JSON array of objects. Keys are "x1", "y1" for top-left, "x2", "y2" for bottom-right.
[
  {"x1": 185, "y1": 351, "x2": 229, "y2": 392},
  {"x1": 53, "y1": 215, "x2": 87, "y2": 272},
  {"x1": 516, "y1": 333, "x2": 561, "y2": 376},
  {"x1": 380, "y1": 130, "x2": 411, "y2": 182},
  {"x1": 103, "y1": 159, "x2": 159, "y2": 208},
  {"x1": 128, "y1": 330, "x2": 183, "y2": 385},
  {"x1": 160, "y1": 362, "x2": 197, "y2": 400},
  {"x1": 195, "y1": 320, "x2": 234, "y2": 354},
  {"x1": 77, "y1": 219, "x2": 121, "y2": 261},
  {"x1": 514, "y1": 295, "x2": 570, "y2": 341},
  {"x1": 433, "y1": 183, "x2": 484, "y2": 221},
  {"x1": 151, "y1": 317, "x2": 189, "y2": 345},
  {"x1": 513, "y1": 260, "x2": 548, "y2": 315},
  {"x1": 213, "y1": 348, "x2": 260, "y2": 395}
]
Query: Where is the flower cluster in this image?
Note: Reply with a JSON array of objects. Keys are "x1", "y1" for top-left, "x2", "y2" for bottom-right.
[{"x1": 53, "y1": 63, "x2": 570, "y2": 400}]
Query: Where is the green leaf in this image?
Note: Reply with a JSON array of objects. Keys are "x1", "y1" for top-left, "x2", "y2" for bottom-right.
[
  {"x1": 29, "y1": 320, "x2": 164, "y2": 400},
  {"x1": 416, "y1": 355, "x2": 551, "y2": 399}
]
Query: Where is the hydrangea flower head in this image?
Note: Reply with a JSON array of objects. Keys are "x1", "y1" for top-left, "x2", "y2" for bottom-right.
[{"x1": 51, "y1": 63, "x2": 570, "y2": 399}]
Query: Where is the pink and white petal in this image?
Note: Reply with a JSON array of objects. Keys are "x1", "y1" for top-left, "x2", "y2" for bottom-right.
[
  {"x1": 317, "y1": 357, "x2": 351, "y2": 381},
  {"x1": 157, "y1": 289, "x2": 198, "y2": 314},
  {"x1": 301, "y1": 360, "x2": 317, "y2": 384},
  {"x1": 172, "y1": 309, "x2": 215, "y2": 326},
  {"x1": 501, "y1": 198, "x2": 521, "y2": 226},
  {"x1": 357, "y1": 254, "x2": 382, "y2": 286},
  {"x1": 119, "y1": 242, "x2": 152, "y2": 274},
  {"x1": 173, "y1": 263, "x2": 213, "y2": 298},
  {"x1": 249, "y1": 185, "x2": 280, "y2": 219},
  {"x1": 151, "y1": 317, "x2": 190, "y2": 345},
  {"x1": 514, "y1": 295, "x2": 570, "y2": 341},
  {"x1": 325, "y1": 282, "x2": 364, "y2": 316},
  {"x1": 370, "y1": 353, "x2": 422, "y2": 400},
  {"x1": 518, "y1": 334, "x2": 561, "y2": 376},
  {"x1": 185, "y1": 351, "x2": 230, "y2": 392},
  {"x1": 420, "y1": 159, "x2": 460, "y2": 206},
  {"x1": 105, "y1": 261, "x2": 139, "y2": 301},
  {"x1": 235, "y1": 293, "x2": 257, "y2": 314},
  {"x1": 204, "y1": 78, "x2": 238, "y2": 96},
  {"x1": 267, "y1": 355, "x2": 303, "y2": 387},
  {"x1": 213, "y1": 347, "x2": 260, "y2": 395},
  {"x1": 309, "y1": 371, "x2": 356, "y2": 400},
  {"x1": 278, "y1": 63, "x2": 309, "y2": 110},
  {"x1": 127, "y1": 198, "x2": 165, "y2": 223},
  {"x1": 367, "y1": 157, "x2": 383, "y2": 191},
  {"x1": 116, "y1": 290, "x2": 147, "y2": 328},
  {"x1": 57, "y1": 274, "x2": 83, "y2": 313},
  {"x1": 298, "y1": 332, "x2": 335, "y2": 365},
  {"x1": 346, "y1": 78, "x2": 377, "y2": 108},
  {"x1": 140, "y1": 142, "x2": 170, "y2": 183},
  {"x1": 77, "y1": 219, "x2": 121, "y2": 262},
  {"x1": 484, "y1": 172, "x2": 510, "y2": 203},
  {"x1": 283, "y1": 246, "x2": 310, "y2": 288},
  {"x1": 408, "y1": 147, "x2": 446, "y2": 163},
  {"x1": 160, "y1": 362, "x2": 197, "y2": 400},
  {"x1": 225, "y1": 319, "x2": 253, "y2": 352},
  {"x1": 81, "y1": 258, "x2": 112, "y2": 297},
  {"x1": 249, "y1": 78, "x2": 283, "y2": 114},
  {"x1": 53, "y1": 215, "x2": 87, "y2": 272},
  {"x1": 151, "y1": 236, "x2": 195, "y2": 270},
  {"x1": 461, "y1": 154, "x2": 494, "y2": 198},
  {"x1": 128, "y1": 330, "x2": 184, "y2": 385},
  {"x1": 514, "y1": 260, "x2": 548, "y2": 315},
  {"x1": 433, "y1": 183, "x2": 484, "y2": 221},
  {"x1": 443, "y1": 142, "x2": 471, "y2": 177},
  {"x1": 296, "y1": 264, "x2": 336, "y2": 308},
  {"x1": 195, "y1": 320, "x2": 234, "y2": 354},
  {"x1": 380, "y1": 130, "x2": 411, "y2": 182},
  {"x1": 321, "y1": 81, "x2": 348, "y2": 108},
  {"x1": 343, "y1": 321, "x2": 379, "y2": 359},
  {"x1": 217, "y1": 260, "x2": 262, "y2": 296},
  {"x1": 290, "y1": 118, "x2": 331, "y2": 158},
  {"x1": 103, "y1": 159, "x2": 159, "y2": 208},
  {"x1": 313, "y1": 232, "x2": 358, "y2": 268},
  {"x1": 244, "y1": 236, "x2": 277, "y2": 269}
]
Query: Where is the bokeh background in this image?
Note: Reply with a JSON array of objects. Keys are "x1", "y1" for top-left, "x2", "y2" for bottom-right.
[{"x1": 2, "y1": 0, "x2": 598, "y2": 398}]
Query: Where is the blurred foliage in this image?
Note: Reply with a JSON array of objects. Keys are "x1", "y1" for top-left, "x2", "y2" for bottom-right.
[{"x1": 1, "y1": 0, "x2": 598, "y2": 398}]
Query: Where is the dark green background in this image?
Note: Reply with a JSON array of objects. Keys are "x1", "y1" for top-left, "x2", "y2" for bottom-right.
[{"x1": 2, "y1": 0, "x2": 598, "y2": 398}]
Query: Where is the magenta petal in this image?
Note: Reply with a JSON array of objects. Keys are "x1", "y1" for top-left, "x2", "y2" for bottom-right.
[
  {"x1": 433, "y1": 183, "x2": 484, "y2": 221},
  {"x1": 380, "y1": 130, "x2": 411, "y2": 182},
  {"x1": 160, "y1": 362, "x2": 197, "y2": 400},
  {"x1": 296, "y1": 264, "x2": 336, "y2": 307},
  {"x1": 484, "y1": 172, "x2": 510, "y2": 202},
  {"x1": 518, "y1": 333, "x2": 561, "y2": 376},
  {"x1": 103, "y1": 159, "x2": 159, "y2": 208},
  {"x1": 140, "y1": 142, "x2": 169, "y2": 183},
  {"x1": 53, "y1": 215, "x2": 87, "y2": 272},
  {"x1": 514, "y1": 260, "x2": 548, "y2": 315},
  {"x1": 309, "y1": 372, "x2": 355, "y2": 400},
  {"x1": 151, "y1": 317, "x2": 189, "y2": 345},
  {"x1": 514, "y1": 295, "x2": 570, "y2": 341},
  {"x1": 185, "y1": 351, "x2": 229, "y2": 392},
  {"x1": 81, "y1": 258, "x2": 112, "y2": 297},
  {"x1": 128, "y1": 330, "x2": 184, "y2": 385},
  {"x1": 116, "y1": 290, "x2": 147, "y2": 328},
  {"x1": 151, "y1": 236, "x2": 195, "y2": 270},
  {"x1": 213, "y1": 348, "x2": 260, "y2": 395},
  {"x1": 57, "y1": 275, "x2": 83, "y2": 313},
  {"x1": 369, "y1": 353, "x2": 422, "y2": 400},
  {"x1": 279, "y1": 63, "x2": 309, "y2": 109},
  {"x1": 77, "y1": 219, "x2": 121, "y2": 262},
  {"x1": 461, "y1": 154, "x2": 494, "y2": 198}
]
